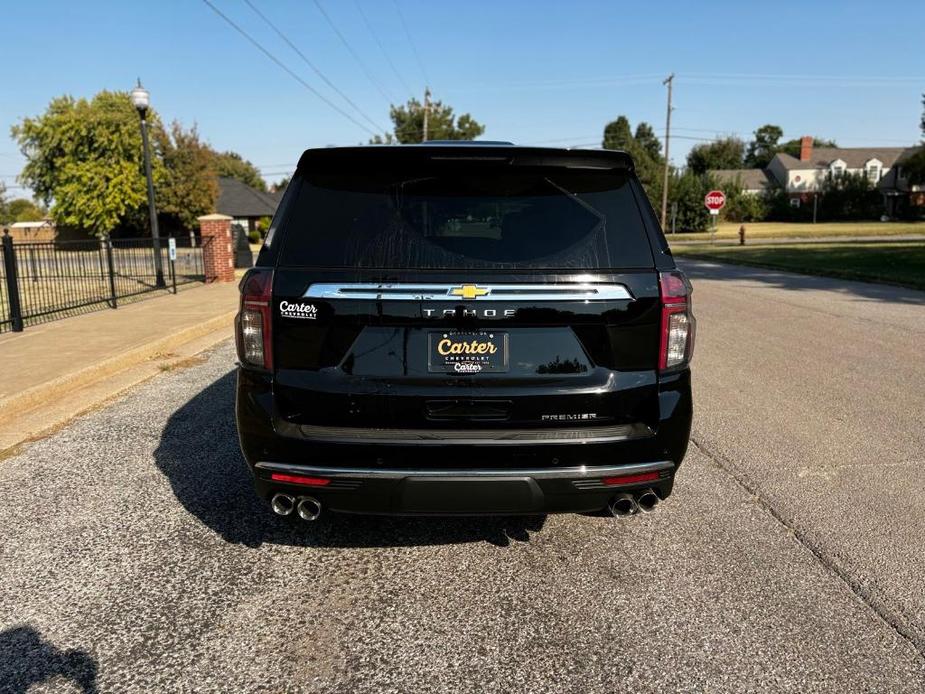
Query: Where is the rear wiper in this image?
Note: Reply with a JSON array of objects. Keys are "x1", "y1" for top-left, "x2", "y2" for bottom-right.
[
  {"x1": 392, "y1": 176, "x2": 438, "y2": 210},
  {"x1": 544, "y1": 177, "x2": 605, "y2": 229}
]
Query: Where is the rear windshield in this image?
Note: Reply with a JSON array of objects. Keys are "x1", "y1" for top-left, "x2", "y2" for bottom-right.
[{"x1": 276, "y1": 166, "x2": 654, "y2": 270}]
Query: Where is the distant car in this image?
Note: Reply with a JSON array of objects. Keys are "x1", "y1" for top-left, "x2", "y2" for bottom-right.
[{"x1": 235, "y1": 143, "x2": 694, "y2": 522}]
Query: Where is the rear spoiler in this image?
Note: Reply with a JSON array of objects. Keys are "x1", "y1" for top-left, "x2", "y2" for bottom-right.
[{"x1": 296, "y1": 145, "x2": 635, "y2": 174}]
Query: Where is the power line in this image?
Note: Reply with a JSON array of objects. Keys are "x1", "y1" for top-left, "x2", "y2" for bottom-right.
[
  {"x1": 520, "y1": 135, "x2": 598, "y2": 145},
  {"x1": 253, "y1": 162, "x2": 299, "y2": 169},
  {"x1": 199, "y1": 0, "x2": 380, "y2": 137},
  {"x1": 311, "y1": 0, "x2": 396, "y2": 105},
  {"x1": 446, "y1": 71, "x2": 921, "y2": 93},
  {"x1": 354, "y1": 0, "x2": 414, "y2": 99},
  {"x1": 391, "y1": 0, "x2": 428, "y2": 86},
  {"x1": 242, "y1": 0, "x2": 387, "y2": 134},
  {"x1": 680, "y1": 71, "x2": 922, "y2": 83}
]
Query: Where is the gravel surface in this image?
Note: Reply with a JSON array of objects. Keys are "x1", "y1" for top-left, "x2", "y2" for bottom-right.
[{"x1": 1, "y1": 263, "x2": 924, "y2": 692}]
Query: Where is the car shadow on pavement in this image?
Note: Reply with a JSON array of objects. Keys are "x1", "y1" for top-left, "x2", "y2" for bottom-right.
[
  {"x1": 0, "y1": 626, "x2": 98, "y2": 694},
  {"x1": 154, "y1": 371, "x2": 547, "y2": 549},
  {"x1": 679, "y1": 258, "x2": 925, "y2": 304}
]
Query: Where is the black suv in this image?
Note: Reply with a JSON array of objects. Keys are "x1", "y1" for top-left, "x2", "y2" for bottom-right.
[{"x1": 235, "y1": 143, "x2": 694, "y2": 522}]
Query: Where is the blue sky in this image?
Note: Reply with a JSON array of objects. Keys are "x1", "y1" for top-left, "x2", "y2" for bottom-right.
[{"x1": 2, "y1": 0, "x2": 923, "y2": 195}]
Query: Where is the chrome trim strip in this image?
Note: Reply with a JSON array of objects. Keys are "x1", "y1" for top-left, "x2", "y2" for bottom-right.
[
  {"x1": 294, "y1": 422, "x2": 651, "y2": 446},
  {"x1": 255, "y1": 460, "x2": 674, "y2": 481},
  {"x1": 303, "y1": 282, "x2": 633, "y2": 302}
]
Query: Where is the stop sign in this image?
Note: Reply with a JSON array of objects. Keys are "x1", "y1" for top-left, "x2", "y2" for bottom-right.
[{"x1": 704, "y1": 190, "x2": 726, "y2": 211}]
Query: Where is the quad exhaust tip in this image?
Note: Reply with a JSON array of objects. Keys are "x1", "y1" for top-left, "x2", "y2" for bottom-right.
[
  {"x1": 609, "y1": 489, "x2": 662, "y2": 517},
  {"x1": 609, "y1": 493, "x2": 638, "y2": 517},
  {"x1": 296, "y1": 496, "x2": 322, "y2": 522},
  {"x1": 636, "y1": 488, "x2": 660, "y2": 513},
  {"x1": 271, "y1": 493, "x2": 295, "y2": 516},
  {"x1": 271, "y1": 494, "x2": 322, "y2": 521}
]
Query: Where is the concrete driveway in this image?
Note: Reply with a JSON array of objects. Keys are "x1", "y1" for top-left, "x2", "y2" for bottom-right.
[{"x1": 0, "y1": 261, "x2": 923, "y2": 692}]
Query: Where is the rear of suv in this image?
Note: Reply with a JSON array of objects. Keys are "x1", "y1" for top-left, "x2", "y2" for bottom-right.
[{"x1": 235, "y1": 143, "x2": 694, "y2": 521}]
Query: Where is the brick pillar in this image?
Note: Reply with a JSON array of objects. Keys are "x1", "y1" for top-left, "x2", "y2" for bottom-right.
[{"x1": 198, "y1": 214, "x2": 236, "y2": 283}]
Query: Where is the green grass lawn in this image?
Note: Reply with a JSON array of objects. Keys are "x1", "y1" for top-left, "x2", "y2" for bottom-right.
[
  {"x1": 671, "y1": 221, "x2": 925, "y2": 242},
  {"x1": 673, "y1": 241, "x2": 925, "y2": 290}
]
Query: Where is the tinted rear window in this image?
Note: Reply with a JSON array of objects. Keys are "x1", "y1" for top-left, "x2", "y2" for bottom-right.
[{"x1": 277, "y1": 165, "x2": 654, "y2": 269}]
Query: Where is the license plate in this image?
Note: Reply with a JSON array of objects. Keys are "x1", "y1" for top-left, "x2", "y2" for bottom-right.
[{"x1": 428, "y1": 331, "x2": 509, "y2": 374}]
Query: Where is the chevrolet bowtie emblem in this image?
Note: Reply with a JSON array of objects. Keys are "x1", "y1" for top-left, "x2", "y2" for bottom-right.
[{"x1": 449, "y1": 284, "x2": 490, "y2": 299}]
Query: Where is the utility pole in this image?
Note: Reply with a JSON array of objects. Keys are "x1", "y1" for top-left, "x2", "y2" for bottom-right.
[
  {"x1": 660, "y1": 73, "x2": 674, "y2": 231},
  {"x1": 422, "y1": 86, "x2": 431, "y2": 142}
]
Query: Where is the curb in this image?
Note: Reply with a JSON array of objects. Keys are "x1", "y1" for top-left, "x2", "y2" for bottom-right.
[{"x1": 0, "y1": 310, "x2": 237, "y2": 423}]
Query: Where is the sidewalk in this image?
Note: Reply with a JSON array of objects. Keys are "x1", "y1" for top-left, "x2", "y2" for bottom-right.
[
  {"x1": 667, "y1": 233, "x2": 925, "y2": 247},
  {"x1": 0, "y1": 281, "x2": 239, "y2": 453}
]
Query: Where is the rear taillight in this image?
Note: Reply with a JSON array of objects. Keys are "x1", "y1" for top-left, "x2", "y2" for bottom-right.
[
  {"x1": 236, "y1": 268, "x2": 274, "y2": 370},
  {"x1": 658, "y1": 270, "x2": 695, "y2": 371}
]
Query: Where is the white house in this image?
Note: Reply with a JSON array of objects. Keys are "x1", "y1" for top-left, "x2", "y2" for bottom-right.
[{"x1": 766, "y1": 137, "x2": 909, "y2": 201}]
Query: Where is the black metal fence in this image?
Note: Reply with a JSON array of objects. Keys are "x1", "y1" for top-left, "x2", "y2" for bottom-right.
[{"x1": 0, "y1": 233, "x2": 210, "y2": 333}]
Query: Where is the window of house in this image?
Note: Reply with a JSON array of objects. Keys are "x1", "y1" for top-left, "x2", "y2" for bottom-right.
[
  {"x1": 866, "y1": 165, "x2": 881, "y2": 182},
  {"x1": 789, "y1": 197, "x2": 801, "y2": 208}
]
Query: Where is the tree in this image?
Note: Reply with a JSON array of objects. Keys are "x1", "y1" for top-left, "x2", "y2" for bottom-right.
[
  {"x1": 818, "y1": 171, "x2": 881, "y2": 220},
  {"x1": 686, "y1": 137, "x2": 745, "y2": 175},
  {"x1": 371, "y1": 95, "x2": 485, "y2": 144},
  {"x1": 900, "y1": 94, "x2": 925, "y2": 186},
  {"x1": 602, "y1": 116, "x2": 634, "y2": 151},
  {"x1": 12, "y1": 91, "x2": 162, "y2": 237},
  {"x1": 601, "y1": 115, "x2": 664, "y2": 210},
  {"x1": 213, "y1": 151, "x2": 266, "y2": 192},
  {"x1": 155, "y1": 122, "x2": 219, "y2": 231},
  {"x1": 0, "y1": 182, "x2": 7, "y2": 224},
  {"x1": 634, "y1": 122, "x2": 662, "y2": 161},
  {"x1": 720, "y1": 178, "x2": 767, "y2": 222},
  {"x1": 744, "y1": 124, "x2": 783, "y2": 168},
  {"x1": 668, "y1": 171, "x2": 714, "y2": 232},
  {"x1": 8, "y1": 198, "x2": 46, "y2": 223},
  {"x1": 745, "y1": 124, "x2": 837, "y2": 167},
  {"x1": 271, "y1": 176, "x2": 290, "y2": 192}
]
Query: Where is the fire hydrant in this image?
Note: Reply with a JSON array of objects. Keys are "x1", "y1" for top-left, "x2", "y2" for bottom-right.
[{"x1": 738, "y1": 224, "x2": 746, "y2": 246}]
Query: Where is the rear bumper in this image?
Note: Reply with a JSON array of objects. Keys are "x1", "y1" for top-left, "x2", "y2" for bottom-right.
[
  {"x1": 236, "y1": 366, "x2": 691, "y2": 515},
  {"x1": 254, "y1": 460, "x2": 675, "y2": 515}
]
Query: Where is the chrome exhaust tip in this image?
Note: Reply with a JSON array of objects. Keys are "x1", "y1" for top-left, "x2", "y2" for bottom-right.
[
  {"x1": 296, "y1": 496, "x2": 322, "y2": 522},
  {"x1": 636, "y1": 488, "x2": 660, "y2": 513},
  {"x1": 609, "y1": 493, "x2": 638, "y2": 517},
  {"x1": 271, "y1": 493, "x2": 295, "y2": 516}
]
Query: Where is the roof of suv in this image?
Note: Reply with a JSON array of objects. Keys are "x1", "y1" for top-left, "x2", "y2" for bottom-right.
[{"x1": 295, "y1": 143, "x2": 635, "y2": 173}]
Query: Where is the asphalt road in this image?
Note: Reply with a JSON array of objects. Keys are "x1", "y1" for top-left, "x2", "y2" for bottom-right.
[{"x1": 1, "y1": 262, "x2": 924, "y2": 692}]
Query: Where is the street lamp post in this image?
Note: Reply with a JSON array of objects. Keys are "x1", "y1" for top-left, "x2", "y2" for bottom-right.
[{"x1": 130, "y1": 79, "x2": 165, "y2": 288}]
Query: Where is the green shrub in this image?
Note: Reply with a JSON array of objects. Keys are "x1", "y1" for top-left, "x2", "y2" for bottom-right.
[
  {"x1": 669, "y1": 171, "x2": 714, "y2": 232},
  {"x1": 720, "y1": 178, "x2": 768, "y2": 222}
]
